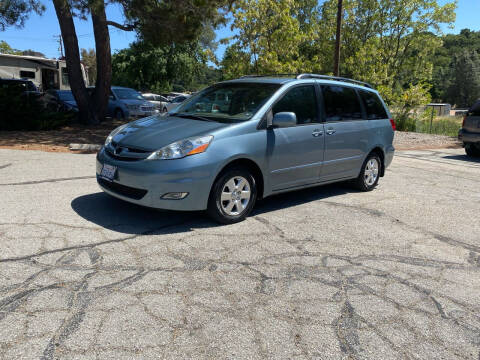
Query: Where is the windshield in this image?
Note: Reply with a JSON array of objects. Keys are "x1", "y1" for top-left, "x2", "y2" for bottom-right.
[
  {"x1": 113, "y1": 88, "x2": 144, "y2": 100},
  {"x1": 58, "y1": 91, "x2": 75, "y2": 101},
  {"x1": 173, "y1": 83, "x2": 280, "y2": 122}
]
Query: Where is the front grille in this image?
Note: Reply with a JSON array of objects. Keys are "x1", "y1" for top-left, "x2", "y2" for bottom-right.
[
  {"x1": 98, "y1": 177, "x2": 148, "y2": 200},
  {"x1": 141, "y1": 106, "x2": 154, "y2": 112},
  {"x1": 107, "y1": 142, "x2": 150, "y2": 161}
]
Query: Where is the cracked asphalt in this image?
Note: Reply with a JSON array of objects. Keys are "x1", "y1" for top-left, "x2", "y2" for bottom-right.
[{"x1": 0, "y1": 148, "x2": 480, "y2": 359}]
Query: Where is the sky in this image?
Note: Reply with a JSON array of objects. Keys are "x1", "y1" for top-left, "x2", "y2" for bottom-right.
[{"x1": 1, "y1": 0, "x2": 479, "y2": 61}]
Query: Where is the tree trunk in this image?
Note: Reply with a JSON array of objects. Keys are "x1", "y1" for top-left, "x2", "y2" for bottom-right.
[
  {"x1": 91, "y1": 0, "x2": 112, "y2": 122},
  {"x1": 334, "y1": 0, "x2": 343, "y2": 77},
  {"x1": 52, "y1": 0, "x2": 96, "y2": 124}
]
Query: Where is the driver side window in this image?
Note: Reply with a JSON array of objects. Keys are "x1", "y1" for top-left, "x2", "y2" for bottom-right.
[{"x1": 272, "y1": 85, "x2": 318, "y2": 124}]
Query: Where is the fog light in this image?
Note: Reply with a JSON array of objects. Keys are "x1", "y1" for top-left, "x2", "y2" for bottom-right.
[{"x1": 161, "y1": 192, "x2": 189, "y2": 200}]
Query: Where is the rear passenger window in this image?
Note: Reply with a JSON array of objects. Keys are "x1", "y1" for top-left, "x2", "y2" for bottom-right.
[
  {"x1": 359, "y1": 90, "x2": 388, "y2": 119},
  {"x1": 273, "y1": 85, "x2": 318, "y2": 124},
  {"x1": 322, "y1": 85, "x2": 362, "y2": 121}
]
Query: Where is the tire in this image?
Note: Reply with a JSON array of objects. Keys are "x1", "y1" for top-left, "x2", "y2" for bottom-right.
[
  {"x1": 207, "y1": 167, "x2": 257, "y2": 224},
  {"x1": 114, "y1": 108, "x2": 125, "y2": 120},
  {"x1": 162, "y1": 107, "x2": 168, "y2": 113},
  {"x1": 465, "y1": 143, "x2": 480, "y2": 157},
  {"x1": 353, "y1": 153, "x2": 381, "y2": 191}
]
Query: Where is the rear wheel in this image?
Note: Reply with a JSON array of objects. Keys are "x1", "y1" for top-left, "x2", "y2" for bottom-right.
[
  {"x1": 353, "y1": 153, "x2": 381, "y2": 191},
  {"x1": 114, "y1": 108, "x2": 125, "y2": 120},
  {"x1": 465, "y1": 143, "x2": 480, "y2": 157},
  {"x1": 207, "y1": 168, "x2": 257, "y2": 224}
]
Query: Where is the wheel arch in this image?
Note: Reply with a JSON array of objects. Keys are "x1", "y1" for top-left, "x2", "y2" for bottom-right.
[
  {"x1": 213, "y1": 158, "x2": 265, "y2": 199},
  {"x1": 368, "y1": 146, "x2": 386, "y2": 177}
]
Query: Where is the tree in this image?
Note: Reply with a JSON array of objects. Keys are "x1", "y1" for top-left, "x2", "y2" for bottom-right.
[
  {"x1": 223, "y1": 0, "x2": 321, "y2": 75},
  {"x1": 21, "y1": 49, "x2": 46, "y2": 57},
  {"x1": 431, "y1": 29, "x2": 480, "y2": 101},
  {"x1": 50, "y1": 0, "x2": 231, "y2": 124},
  {"x1": 0, "y1": 40, "x2": 21, "y2": 54},
  {"x1": 446, "y1": 50, "x2": 480, "y2": 108},
  {"x1": 0, "y1": 0, "x2": 44, "y2": 30},
  {"x1": 81, "y1": 48, "x2": 97, "y2": 85},
  {"x1": 111, "y1": 40, "x2": 210, "y2": 93}
]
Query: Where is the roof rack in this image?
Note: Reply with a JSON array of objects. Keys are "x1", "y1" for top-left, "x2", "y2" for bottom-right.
[
  {"x1": 240, "y1": 74, "x2": 299, "y2": 79},
  {"x1": 296, "y1": 74, "x2": 373, "y2": 88},
  {"x1": 239, "y1": 73, "x2": 374, "y2": 89}
]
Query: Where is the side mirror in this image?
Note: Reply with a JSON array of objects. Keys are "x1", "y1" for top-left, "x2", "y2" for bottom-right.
[{"x1": 269, "y1": 112, "x2": 297, "y2": 129}]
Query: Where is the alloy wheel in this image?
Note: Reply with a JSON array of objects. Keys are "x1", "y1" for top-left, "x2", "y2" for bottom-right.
[{"x1": 220, "y1": 176, "x2": 251, "y2": 216}]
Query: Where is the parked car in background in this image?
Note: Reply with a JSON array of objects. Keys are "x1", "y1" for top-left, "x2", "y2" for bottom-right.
[
  {"x1": 108, "y1": 87, "x2": 156, "y2": 118},
  {"x1": 96, "y1": 74, "x2": 395, "y2": 224},
  {"x1": 458, "y1": 99, "x2": 480, "y2": 157},
  {"x1": 40, "y1": 89, "x2": 78, "y2": 112},
  {"x1": 165, "y1": 94, "x2": 190, "y2": 112},
  {"x1": 0, "y1": 78, "x2": 41, "y2": 97},
  {"x1": 142, "y1": 93, "x2": 169, "y2": 113},
  {"x1": 42, "y1": 89, "x2": 130, "y2": 119}
]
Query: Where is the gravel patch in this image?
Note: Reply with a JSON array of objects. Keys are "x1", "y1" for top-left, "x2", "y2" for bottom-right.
[{"x1": 394, "y1": 131, "x2": 462, "y2": 150}]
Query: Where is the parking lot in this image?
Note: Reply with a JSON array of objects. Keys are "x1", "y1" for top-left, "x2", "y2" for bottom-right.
[{"x1": 1, "y1": 147, "x2": 480, "y2": 359}]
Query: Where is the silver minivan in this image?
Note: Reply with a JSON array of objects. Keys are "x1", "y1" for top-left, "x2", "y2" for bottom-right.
[{"x1": 97, "y1": 74, "x2": 395, "y2": 224}]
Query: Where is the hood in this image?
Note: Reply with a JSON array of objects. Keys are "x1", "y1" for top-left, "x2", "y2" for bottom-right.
[{"x1": 112, "y1": 115, "x2": 230, "y2": 151}]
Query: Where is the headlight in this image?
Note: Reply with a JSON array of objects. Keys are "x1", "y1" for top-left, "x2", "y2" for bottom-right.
[
  {"x1": 105, "y1": 123, "x2": 128, "y2": 146},
  {"x1": 147, "y1": 135, "x2": 213, "y2": 160}
]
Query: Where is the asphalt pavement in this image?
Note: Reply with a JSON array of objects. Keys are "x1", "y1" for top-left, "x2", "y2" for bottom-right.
[{"x1": 0, "y1": 148, "x2": 479, "y2": 359}]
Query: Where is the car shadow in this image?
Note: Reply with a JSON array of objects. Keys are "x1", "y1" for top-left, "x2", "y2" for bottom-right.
[
  {"x1": 71, "y1": 183, "x2": 353, "y2": 235},
  {"x1": 442, "y1": 154, "x2": 480, "y2": 163}
]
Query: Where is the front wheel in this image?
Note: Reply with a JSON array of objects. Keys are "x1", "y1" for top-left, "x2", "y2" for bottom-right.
[
  {"x1": 207, "y1": 168, "x2": 257, "y2": 224},
  {"x1": 353, "y1": 153, "x2": 381, "y2": 191}
]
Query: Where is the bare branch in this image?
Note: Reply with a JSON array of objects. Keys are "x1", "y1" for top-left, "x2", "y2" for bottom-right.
[{"x1": 106, "y1": 20, "x2": 136, "y2": 31}]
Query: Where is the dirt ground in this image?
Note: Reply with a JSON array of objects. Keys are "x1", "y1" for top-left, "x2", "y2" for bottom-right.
[
  {"x1": 0, "y1": 120, "x2": 463, "y2": 153},
  {"x1": 0, "y1": 120, "x2": 126, "y2": 153}
]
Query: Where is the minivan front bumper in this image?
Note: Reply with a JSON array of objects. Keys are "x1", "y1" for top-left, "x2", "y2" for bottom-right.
[{"x1": 96, "y1": 147, "x2": 215, "y2": 211}]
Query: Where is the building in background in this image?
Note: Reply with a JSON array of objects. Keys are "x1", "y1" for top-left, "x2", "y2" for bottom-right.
[{"x1": 0, "y1": 53, "x2": 88, "y2": 92}]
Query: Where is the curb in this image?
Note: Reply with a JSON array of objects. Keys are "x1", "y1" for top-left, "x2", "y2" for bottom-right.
[{"x1": 69, "y1": 143, "x2": 102, "y2": 152}]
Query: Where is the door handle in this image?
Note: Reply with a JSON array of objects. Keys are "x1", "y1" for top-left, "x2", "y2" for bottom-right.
[
  {"x1": 312, "y1": 130, "x2": 323, "y2": 137},
  {"x1": 326, "y1": 128, "x2": 336, "y2": 135}
]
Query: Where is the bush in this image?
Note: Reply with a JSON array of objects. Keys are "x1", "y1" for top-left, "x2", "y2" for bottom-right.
[{"x1": 0, "y1": 86, "x2": 74, "y2": 131}]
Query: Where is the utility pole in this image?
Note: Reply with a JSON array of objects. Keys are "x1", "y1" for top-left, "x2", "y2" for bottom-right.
[
  {"x1": 333, "y1": 0, "x2": 343, "y2": 76},
  {"x1": 54, "y1": 35, "x2": 64, "y2": 58}
]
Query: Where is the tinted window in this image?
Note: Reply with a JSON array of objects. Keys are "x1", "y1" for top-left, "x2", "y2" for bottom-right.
[
  {"x1": 113, "y1": 88, "x2": 144, "y2": 100},
  {"x1": 143, "y1": 95, "x2": 154, "y2": 101},
  {"x1": 322, "y1": 85, "x2": 362, "y2": 121},
  {"x1": 61, "y1": 68, "x2": 69, "y2": 86},
  {"x1": 273, "y1": 85, "x2": 318, "y2": 124},
  {"x1": 176, "y1": 83, "x2": 280, "y2": 123},
  {"x1": 20, "y1": 70, "x2": 35, "y2": 79},
  {"x1": 359, "y1": 90, "x2": 388, "y2": 119}
]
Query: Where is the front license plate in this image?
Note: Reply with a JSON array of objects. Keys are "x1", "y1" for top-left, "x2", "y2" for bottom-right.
[{"x1": 100, "y1": 164, "x2": 117, "y2": 181}]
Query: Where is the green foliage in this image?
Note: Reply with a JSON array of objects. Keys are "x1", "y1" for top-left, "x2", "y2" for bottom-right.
[
  {"x1": 0, "y1": 40, "x2": 21, "y2": 54},
  {"x1": 119, "y1": 0, "x2": 230, "y2": 46},
  {"x1": 222, "y1": 0, "x2": 455, "y2": 119},
  {"x1": 0, "y1": 86, "x2": 73, "y2": 130},
  {"x1": 431, "y1": 29, "x2": 480, "y2": 101},
  {"x1": 81, "y1": 48, "x2": 97, "y2": 85},
  {"x1": 0, "y1": 0, "x2": 45, "y2": 31},
  {"x1": 224, "y1": 0, "x2": 321, "y2": 75},
  {"x1": 111, "y1": 40, "x2": 216, "y2": 93},
  {"x1": 445, "y1": 50, "x2": 480, "y2": 108}
]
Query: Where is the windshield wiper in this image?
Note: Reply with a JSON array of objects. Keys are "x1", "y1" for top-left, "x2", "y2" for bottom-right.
[{"x1": 171, "y1": 113, "x2": 216, "y2": 122}]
